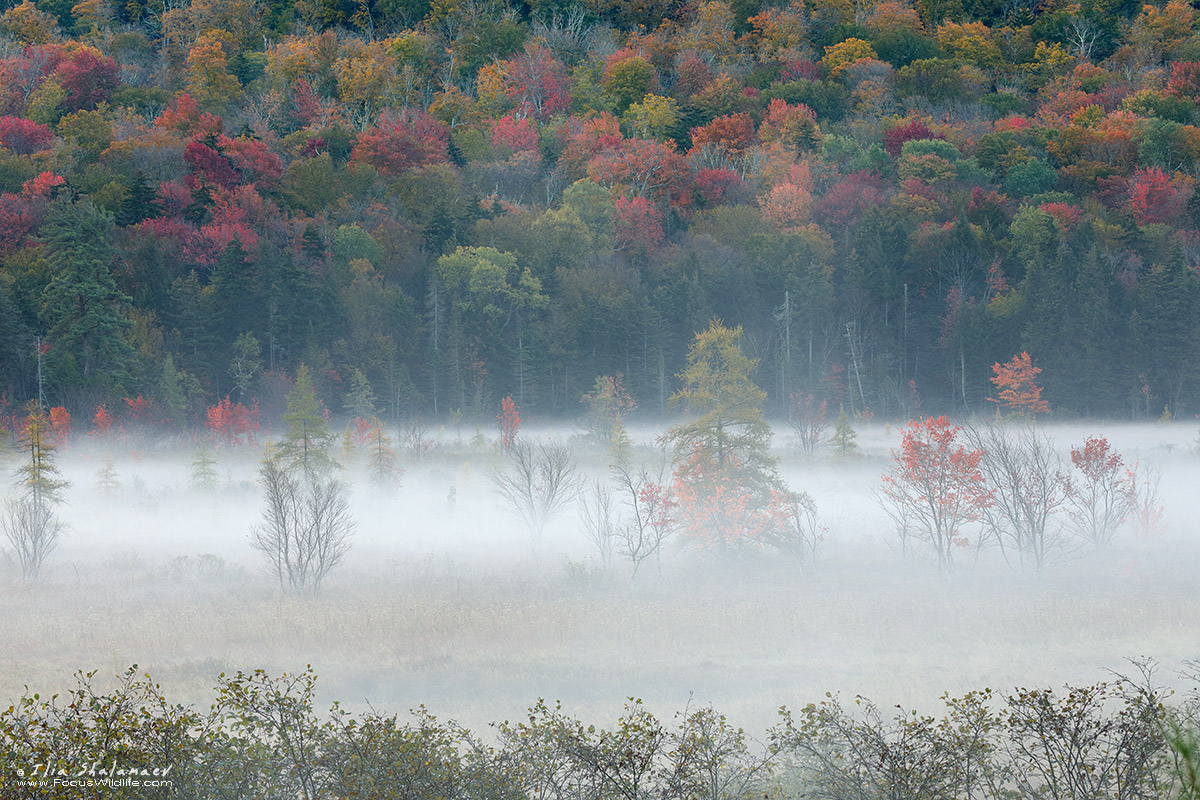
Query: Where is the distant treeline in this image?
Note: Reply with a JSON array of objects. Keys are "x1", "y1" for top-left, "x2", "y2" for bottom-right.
[{"x1": 2, "y1": 661, "x2": 1198, "y2": 799}]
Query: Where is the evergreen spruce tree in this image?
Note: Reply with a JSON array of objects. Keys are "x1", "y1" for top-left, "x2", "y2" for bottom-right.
[
  {"x1": 39, "y1": 196, "x2": 135, "y2": 393},
  {"x1": 279, "y1": 364, "x2": 335, "y2": 479},
  {"x1": 830, "y1": 406, "x2": 858, "y2": 457}
]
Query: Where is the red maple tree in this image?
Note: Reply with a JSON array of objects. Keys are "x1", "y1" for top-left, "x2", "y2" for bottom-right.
[
  {"x1": 988, "y1": 352, "x2": 1050, "y2": 415},
  {"x1": 879, "y1": 416, "x2": 991, "y2": 571}
]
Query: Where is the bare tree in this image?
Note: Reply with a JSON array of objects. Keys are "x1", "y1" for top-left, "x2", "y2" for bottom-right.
[
  {"x1": 578, "y1": 478, "x2": 618, "y2": 567},
  {"x1": 758, "y1": 489, "x2": 825, "y2": 571},
  {"x1": 613, "y1": 456, "x2": 677, "y2": 581},
  {"x1": 3, "y1": 495, "x2": 65, "y2": 580},
  {"x1": 492, "y1": 438, "x2": 582, "y2": 544},
  {"x1": 251, "y1": 455, "x2": 355, "y2": 594},
  {"x1": 788, "y1": 392, "x2": 829, "y2": 456},
  {"x1": 965, "y1": 422, "x2": 1071, "y2": 573}
]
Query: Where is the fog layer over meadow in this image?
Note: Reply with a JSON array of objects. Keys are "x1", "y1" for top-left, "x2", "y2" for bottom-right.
[{"x1": 2, "y1": 419, "x2": 1199, "y2": 734}]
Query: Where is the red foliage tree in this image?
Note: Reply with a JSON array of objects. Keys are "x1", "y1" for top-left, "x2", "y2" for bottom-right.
[
  {"x1": 879, "y1": 416, "x2": 991, "y2": 571},
  {"x1": 672, "y1": 447, "x2": 775, "y2": 552},
  {"x1": 689, "y1": 113, "x2": 758, "y2": 158},
  {"x1": 91, "y1": 404, "x2": 114, "y2": 437},
  {"x1": 156, "y1": 93, "x2": 223, "y2": 138},
  {"x1": 1167, "y1": 60, "x2": 1200, "y2": 100},
  {"x1": 0, "y1": 115, "x2": 53, "y2": 154},
  {"x1": 498, "y1": 395, "x2": 520, "y2": 452},
  {"x1": 349, "y1": 109, "x2": 449, "y2": 177},
  {"x1": 184, "y1": 138, "x2": 240, "y2": 189},
  {"x1": 56, "y1": 48, "x2": 119, "y2": 111},
  {"x1": 500, "y1": 44, "x2": 571, "y2": 118},
  {"x1": 492, "y1": 114, "x2": 539, "y2": 155},
  {"x1": 614, "y1": 194, "x2": 664, "y2": 257},
  {"x1": 48, "y1": 406, "x2": 70, "y2": 448},
  {"x1": 883, "y1": 119, "x2": 942, "y2": 158},
  {"x1": 1129, "y1": 166, "x2": 1193, "y2": 225},
  {"x1": 587, "y1": 138, "x2": 691, "y2": 207},
  {"x1": 205, "y1": 396, "x2": 261, "y2": 447},
  {"x1": 225, "y1": 136, "x2": 284, "y2": 188},
  {"x1": 695, "y1": 167, "x2": 745, "y2": 206},
  {"x1": 1065, "y1": 436, "x2": 1135, "y2": 548},
  {"x1": 813, "y1": 170, "x2": 884, "y2": 229},
  {"x1": 988, "y1": 352, "x2": 1050, "y2": 415}
]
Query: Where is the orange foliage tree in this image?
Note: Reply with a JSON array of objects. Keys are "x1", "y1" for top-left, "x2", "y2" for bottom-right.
[
  {"x1": 988, "y1": 352, "x2": 1049, "y2": 415},
  {"x1": 498, "y1": 394, "x2": 520, "y2": 453},
  {"x1": 879, "y1": 416, "x2": 991, "y2": 571}
]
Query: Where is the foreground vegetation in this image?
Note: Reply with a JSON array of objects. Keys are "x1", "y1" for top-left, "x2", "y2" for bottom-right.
[{"x1": 1, "y1": 657, "x2": 1198, "y2": 799}]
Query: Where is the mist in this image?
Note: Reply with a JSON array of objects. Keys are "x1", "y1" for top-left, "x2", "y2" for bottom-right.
[{"x1": 2, "y1": 417, "x2": 1199, "y2": 736}]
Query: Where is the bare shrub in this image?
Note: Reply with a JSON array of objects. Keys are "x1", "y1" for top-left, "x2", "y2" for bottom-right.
[
  {"x1": 492, "y1": 438, "x2": 581, "y2": 544},
  {"x1": 251, "y1": 455, "x2": 355, "y2": 595},
  {"x1": 578, "y1": 478, "x2": 617, "y2": 567}
]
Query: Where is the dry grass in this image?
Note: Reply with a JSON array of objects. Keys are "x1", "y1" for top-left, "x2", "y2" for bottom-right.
[{"x1": 2, "y1": 544, "x2": 1197, "y2": 736}]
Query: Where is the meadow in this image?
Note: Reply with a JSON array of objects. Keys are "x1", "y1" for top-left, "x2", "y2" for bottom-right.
[{"x1": 2, "y1": 420, "x2": 1199, "y2": 736}]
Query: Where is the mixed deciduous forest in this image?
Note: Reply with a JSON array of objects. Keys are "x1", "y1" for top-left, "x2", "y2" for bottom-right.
[{"x1": 3, "y1": 0, "x2": 1200, "y2": 424}]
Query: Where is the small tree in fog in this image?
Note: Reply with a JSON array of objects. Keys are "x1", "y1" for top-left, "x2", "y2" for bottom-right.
[
  {"x1": 1064, "y1": 435, "x2": 1135, "y2": 549},
  {"x1": 94, "y1": 452, "x2": 120, "y2": 496},
  {"x1": 4, "y1": 402, "x2": 69, "y2": 580},
  {"x1": 613, "y1": 457, "x2": 677, "y2": 581},
  {"x1": 760, "y1": 488, "x2": 824, "y2": 571},
  {"x1": 879, "y1": 416, "x2": 990, "y2": 572},
  {"x1": 251, "y1": 451, "x2": 355, "y2": 594},
  {"x1": 365, "y1": 418, "x2": 399, "y2": 488},
  {"x1": 965, "y1": 422, "x2": 1070, "y2": 572},
  {"x1": 829, "y1": 406, "x2": 857, "y2": 457},
  {"x1": 578, "y1": 478, "x2": 617, "y2": 567},
  {"x1": 581, "y1": 374, "x2": 636, "y2": 456},
  {"x1": 788, "y1": 392, "x2": 829, "y2": 456},
  {"x1": 190, "y1": 447, "x2": 219, "y2": 491},
  {"x1": 492, "y1": 438, "x2": 581, "y2": 544},
  {"x1": 279, "y1": 364, "x2": 336, "y2": 480}
]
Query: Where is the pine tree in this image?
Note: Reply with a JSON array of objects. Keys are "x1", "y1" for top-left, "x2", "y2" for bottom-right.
[
  {"x1": 190, "y1": 447, "x2": 219, "y2": 491},
  {"x1": 279, "y1": 363, "x2": 335, "y2": 479},
  {"x1": 95, "y1": 451, "x2": 120, "y2": 496},
  {"x1": 830, "y1": 406, "x2": 858, "y2": 457},
  {"x1": 115, "y1": 169, "x2": 156, "y2": 226},
  {"x1": 39, "y1": 196, "x2": 135, "y2": 392}
]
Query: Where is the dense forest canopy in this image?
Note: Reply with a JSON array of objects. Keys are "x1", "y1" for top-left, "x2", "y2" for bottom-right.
[{"x1": 1, "y1": 0, "x2": 1200, "y2": 428}]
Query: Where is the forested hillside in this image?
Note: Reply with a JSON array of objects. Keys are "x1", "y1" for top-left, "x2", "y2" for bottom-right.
[{"x1": 1, "y1": 0, "x2": 1200, "y2": 427}]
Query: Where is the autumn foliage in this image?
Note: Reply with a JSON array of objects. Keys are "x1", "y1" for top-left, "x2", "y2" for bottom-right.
[
  {"x1": 880, "y1": 416, "x2": 991, "y2": 570},
  {"x1": 988, "y1": 352, "x2": 1049, "y2": 415},
  {"x1": 205, "y1": 396, "x2": 261, "y2": 447},
  {"x1": 498, "y1": 395, "x2": 520, "y2": 453}
]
